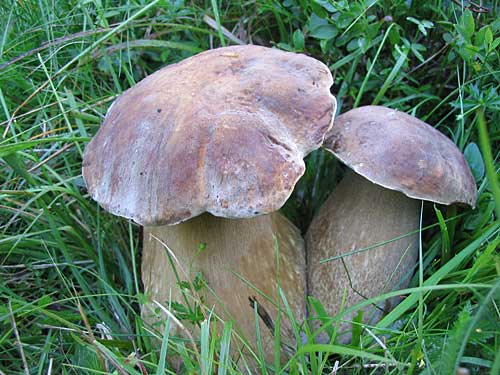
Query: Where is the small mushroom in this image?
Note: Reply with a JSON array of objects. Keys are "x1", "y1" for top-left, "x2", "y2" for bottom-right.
[
  {"x1": 82, "y1": 45, "x2": 336, "y2": 356},
  {"x1": 307, "y1": 105, "x2": 477, "y2": 341}
]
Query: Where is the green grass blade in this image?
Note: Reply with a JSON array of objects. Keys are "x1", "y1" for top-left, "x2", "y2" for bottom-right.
[
  {"x1": 156, "y1": 315, "x2": 171, "y2": 375},
  {"x1": 476, "y1": 108, "x2": 500, "y2": 219},
  {"x1": 217, "y1": 321, "x2": 233, "y2": 375}
]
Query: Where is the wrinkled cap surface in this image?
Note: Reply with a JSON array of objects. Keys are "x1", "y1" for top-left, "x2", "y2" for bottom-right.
[
  {"x1": 83, "y1": 45, "x2": 336, "y2": 225},
  {"x1": 323, "y1": 105, "x2": 477, "y2": 207}
]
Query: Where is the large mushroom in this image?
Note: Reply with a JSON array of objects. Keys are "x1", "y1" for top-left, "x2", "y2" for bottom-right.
[
  {"x1": 306, "y1": 105, "x2": 477, "y2": 341},
  {"x1": 82, "y1": 45, "x2": 336, "y2": 356}
]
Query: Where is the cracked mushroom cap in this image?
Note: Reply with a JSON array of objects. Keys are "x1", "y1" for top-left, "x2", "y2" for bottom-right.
[
  {"x1": 323, "y1": 105, "x2": 477, "y2": 207},
  {"x1": 82, "y1": 45, "x2": 336, "y2": 225}
]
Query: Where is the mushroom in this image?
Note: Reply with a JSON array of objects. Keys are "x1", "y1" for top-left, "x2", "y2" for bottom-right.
[
  {"x1": 82, "y1": 45, "x2": 336, "y2": 356},
  {"x1": 306, "y1": 105, "x2": 477, "y2": 341}
]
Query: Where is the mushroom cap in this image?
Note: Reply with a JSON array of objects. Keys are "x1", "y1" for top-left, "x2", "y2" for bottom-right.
[
  {"x1": 82, "y1": 45, "x2": 336, "y2": 225},
  {"x1": 323, "y1": 105, "x2": 477, "y2": 207}
]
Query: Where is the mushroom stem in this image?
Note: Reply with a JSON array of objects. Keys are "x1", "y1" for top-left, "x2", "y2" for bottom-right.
[
  {"x1": 306, "y1": 173, "x2": 420, "y2": 343},
  {"x1": 142, "y1": 212, "x2": 306, "y2": 358}
]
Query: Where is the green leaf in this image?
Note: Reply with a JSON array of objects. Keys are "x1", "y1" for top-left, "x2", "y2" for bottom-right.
[
  {"x1": 464, "y1": 142, "x2": 485, "y2": 181},
  {"x1": 418, "y1": 24, "x2": 428, "y2": 36},
  {"x1": 443, "y1": 32, "x2": 454, "y2": 43},
  {"x1": 308, "y1": 296, "x2": 335, "y2": 339},
  {"x1": 293, "y1": 29, "x2": 305, "y2": 51},
  {"x1": 347, "y1": 37, "x2": 367, "y2": 52},
  {"x1": 407, "y1": 17, "x2": 433, "y2": 36},
  {"x1": 491, "y1": 38, "x2": 500, "y2": 51},
  {"x1": 350, "y1": 309, "x2": 363, "y2": 347},
  {"x1": 422, "y1": 20, "x2": 434, "y2": 28},
  {"x1": 276, "y1": 42, "x2": 293, "y2": 51},
  {"x1": 457, "y1": 10, "x2": 475, "y2": 41},
  {"x1": 309, "y1": 24, "x2": 338, "y2": 40},
  {"x1": 407, "y1": 16, "x2": 419, "y2": 25},
  {"x1": 313, "y1": 0, "x2": 336, "y2": 12},
  {"x1": 484, "y1": 28, "x2": 493, "y2": 47},
  {"x1": 475, "y1": 27, "x2": 487, "y2": 46},
  {"x1": 389, "y1": 26, "x2": 401, "y2": 45},
  {"x1": 434, "y1": 206, "x2": 451, "y2": 263},
  {"x1": 310, "y1": 1, "x2": 327, "y2": 18}
]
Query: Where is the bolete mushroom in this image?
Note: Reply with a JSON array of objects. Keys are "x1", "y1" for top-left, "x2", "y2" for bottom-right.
[
  {"x1": 82, "y1": 45, "x2": 336, "y2": 356},
  {"x1": 306, "y1": 105, "x2": 477, "y2": 341}
]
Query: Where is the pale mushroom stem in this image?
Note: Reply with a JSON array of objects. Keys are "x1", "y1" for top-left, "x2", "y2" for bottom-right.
[
  {"x1": 306, "y1": 172, "x2": 420, "y2": 342},
  {"x1": 141, "y1": 212, "x2": 306, "y2": 359}
]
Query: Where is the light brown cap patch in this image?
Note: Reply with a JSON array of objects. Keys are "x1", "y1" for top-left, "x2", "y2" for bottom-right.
[
  {"x1": 82, "y1": 45, "x2": 336, "y2": 225},
  {"x1": 323, "y1": 105, "x2": 477, "y2": 207}
]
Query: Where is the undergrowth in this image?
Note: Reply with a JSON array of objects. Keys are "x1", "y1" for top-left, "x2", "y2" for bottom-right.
[{"x1": 0, "y1": 0, "x2": 499, "y2": 374}]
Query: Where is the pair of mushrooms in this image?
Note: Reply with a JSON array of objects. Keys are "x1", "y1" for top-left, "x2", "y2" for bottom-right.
[{"x1": 82, "y1": 46, "x2": 476, "y2": 357}]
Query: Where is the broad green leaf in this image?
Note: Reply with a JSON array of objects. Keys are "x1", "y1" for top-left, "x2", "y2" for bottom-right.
[
  {"x1": 293, "y1": 29, "x2": 305, "y2": 51},
  {"x1": 457, "y1": 10, "x2": 475, "y2": 41},
  {"x1": 309, "y1": 24, "x2": 338, "y2": 40},
  {"x1": 464, "y1": 142, "x2": 485, "y2": 181}
]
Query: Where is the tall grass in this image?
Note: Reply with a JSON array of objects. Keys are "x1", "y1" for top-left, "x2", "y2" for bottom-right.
[{"x1": 1, "y1": 1, "x2": 499, "y2": 374}]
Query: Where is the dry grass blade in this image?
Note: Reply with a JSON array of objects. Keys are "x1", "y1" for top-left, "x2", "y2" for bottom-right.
[
  {"x1": 203, "y1": 15, "x2": 246, "y2": 45},
  {"x1": 0, "y1": 27, "x2": 111, "y2": 71},
  {"x1": 8, "y1": 301, "x2": 30, "y2": 375},
  {"x1": 77, "y1": 300, "x2": 107, "y2": 371},
  {"x1": 27, "y1": 143, "x2": 73, "y2": 172}
]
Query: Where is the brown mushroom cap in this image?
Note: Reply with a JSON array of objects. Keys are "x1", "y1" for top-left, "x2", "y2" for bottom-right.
[
  {"x1": 82, "y1": 45, "x2": 336, "y2": 225},
  {"x1": 323, "y1": 105, "x2": 477, "y2": 207}
]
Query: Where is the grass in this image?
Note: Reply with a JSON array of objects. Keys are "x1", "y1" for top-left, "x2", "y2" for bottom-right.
[{"x1": 0, "y1": 0, "x2": 499, "y2": 374}]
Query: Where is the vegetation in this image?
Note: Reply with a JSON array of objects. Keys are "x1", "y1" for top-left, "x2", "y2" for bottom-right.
[{"x1": 1, "y1": 0, "x2": 499, "y2": 373}]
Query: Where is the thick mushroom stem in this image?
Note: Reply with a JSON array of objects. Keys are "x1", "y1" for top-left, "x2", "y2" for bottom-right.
[
  {"x1": 142, "y1": 212, "x2": 306, "y2": 358},
  {"x1": 306, "y1": 173, "x2": 420, "y2": 342}
]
